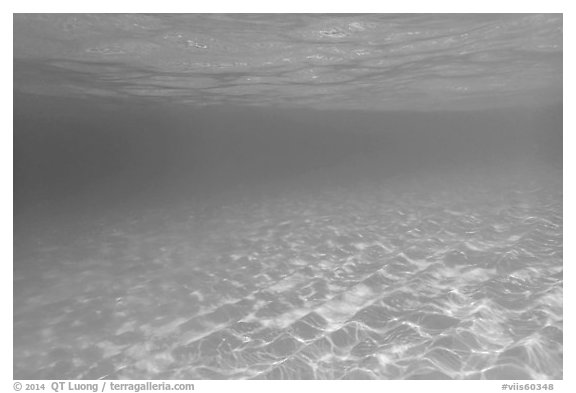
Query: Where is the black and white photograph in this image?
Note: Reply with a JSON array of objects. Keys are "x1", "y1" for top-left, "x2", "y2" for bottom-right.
[{"x1": 12, "y1": 10, "x2": 564, "y2": 382}]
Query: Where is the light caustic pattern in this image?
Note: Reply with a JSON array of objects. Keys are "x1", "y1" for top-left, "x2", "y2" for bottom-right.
[{"x1": 14, "y1": 168, "x2": 562, "y2": 379}]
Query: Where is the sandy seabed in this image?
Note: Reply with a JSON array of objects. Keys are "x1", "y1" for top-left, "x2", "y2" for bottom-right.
[{"x1": 14, "y1": 164, "x2": 562, "y2": 380}]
